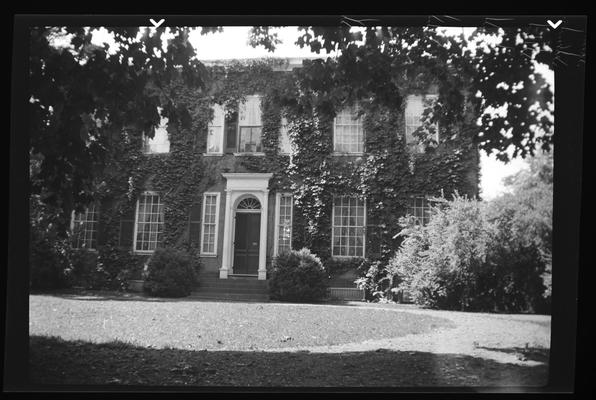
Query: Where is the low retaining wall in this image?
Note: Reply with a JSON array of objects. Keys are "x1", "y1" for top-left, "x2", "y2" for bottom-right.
[{"x1": 328, "y1": 287, "x2": 365, "y2": 301}]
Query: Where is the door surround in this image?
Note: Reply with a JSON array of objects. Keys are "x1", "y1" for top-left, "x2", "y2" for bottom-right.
[{"x1": 220, "y1": 173, "x2": 272, "y2": 280}]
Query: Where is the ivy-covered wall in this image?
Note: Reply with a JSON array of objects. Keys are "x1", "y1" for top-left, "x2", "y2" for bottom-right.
[{"x1": 87, "y1": 58, "x2": 479, "y2": 281}]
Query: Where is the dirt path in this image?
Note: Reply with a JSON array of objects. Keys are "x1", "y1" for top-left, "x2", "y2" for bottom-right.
[{"x1": 266, "y1": 302, "x2": 551, "y2": 367}]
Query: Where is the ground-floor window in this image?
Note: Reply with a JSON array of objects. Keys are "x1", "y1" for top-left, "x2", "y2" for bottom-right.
[
  {"x1": 332, "y1": 196, "x2": 366, "y2": 257},
  {"x1": 407, "y1": 196, "x2": 433, "y2": 225},
  {"x1": 201, "y1": 192, "x2": 220, "y2": 255},
  {"x1": 134, "y1": 192, "x2": 164, "y2": 253},
  {"x1": 275, "y1": 193, "x2": 293, "y2": 255},
  {"x1": 71, "y1": 204, "x2": 99, "y2": 250}
]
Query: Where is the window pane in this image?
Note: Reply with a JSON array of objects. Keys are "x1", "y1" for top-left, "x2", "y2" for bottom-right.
[
  {"x1": 201, "y1": 194, "x2": 219, "y2": 254},
  {"x1": 277, "y1": 195, "x2": 293, "y2": 254},
  {"x1": 143, "y1": 110, "x2": 170, "y2": 154},
  {"x1": 135, "y1": 194, "x2": 164, "y2": 252},
  {"x1": 207, "y1": 104, "x2": 224, "y2": 153},
  {"x1": 239, "y1": 95, "x2": 262, "y2": 126},
  {"x1": 332, "y1": 196, "x2": 366, "y2": 257},
  {"x1": 279, "y1": 117, "x2": 291, "y2": 154},
  {"x1": 334, "y1": 106, "x2": 363, "y2": 153}
]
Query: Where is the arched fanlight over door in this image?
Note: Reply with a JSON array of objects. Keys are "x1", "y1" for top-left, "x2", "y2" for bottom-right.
[{"x1": 236, "y1": 197, "x2": 261, "y2": 211}]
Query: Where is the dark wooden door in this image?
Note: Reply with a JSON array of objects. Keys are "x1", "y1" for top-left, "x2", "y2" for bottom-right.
[{"x1": 233, "y1": 213, "x2": 260, "y2": 274}]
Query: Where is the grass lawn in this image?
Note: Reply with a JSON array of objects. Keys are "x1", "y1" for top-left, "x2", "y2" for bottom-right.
[
  {"x1": 29, "y1": 292, "x2": 454, "y2": 350},
  {"x1": 29, "y1": 291, "x2": 550, "y2": 388}
]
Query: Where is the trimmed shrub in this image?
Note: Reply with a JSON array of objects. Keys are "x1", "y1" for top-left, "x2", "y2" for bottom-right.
[
  {"x1": 67, "y1": 250, "x2": 104, "y2": 289},
  {"x1": 97, "y1": 245, "x2": 145, "y2": 290},
  {"x1": 143, "y1": 247, "x2": 198, "y2": 297},
  {"x1": 268, "y1": 248, "x2": 328, "y2": 302}
]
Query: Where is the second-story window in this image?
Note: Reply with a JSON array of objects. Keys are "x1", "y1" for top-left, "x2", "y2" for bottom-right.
[
  {"x1": 405, "y1": 95, "x2": 439, "y2": 150},
  {"x1": 238, "y1": 95, "x2": 263, "y2": 153},
  {"x1": 279, "y1": 117, "x2": 291, "y2": 155},
  {"x1": 334, "y1": 105, "x2": 364, "y2": 154},
  {"x1": 142, "y1": 108, "x2": 170, "y2": 154},
  {"x1": 206, "y1": 104, "x2": 225, "y2": 154}
]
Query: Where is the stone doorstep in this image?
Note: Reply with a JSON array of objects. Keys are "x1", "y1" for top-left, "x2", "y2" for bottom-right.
[
  {"x1": 195, "y1": 287, "x2": 269, "y2": 294},
  {"x1": 196, "y1": 282, "x2": 268, "y2": 288},
  {"x1": 188, "y1": 293, "x2": 270, "y2": 301}
]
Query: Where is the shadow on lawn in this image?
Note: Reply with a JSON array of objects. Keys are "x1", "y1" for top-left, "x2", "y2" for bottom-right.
[
  {"x1": 476, "y1": 346, "x2": 550, "y2": 364},
  {"x1": 29, "y1": 335, "x2": 549, "y2": 389}
]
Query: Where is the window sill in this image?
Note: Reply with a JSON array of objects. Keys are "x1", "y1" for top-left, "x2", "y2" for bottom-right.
[
  {"x1": 332, "y1": 152, "x2": 364, "y2": 157},
  {"x1": 203, "y1": 153, "x2": 224, "y2": 157},
  {"x1": 331, "y1": 255, "x2": 365, "y2": 260},
  {"x1": 233, "y1": 152, "x2": 265, "y2": 157},
  {"x1": 71, "y1": 248, "x2": 98, "y2": 252},
  {"x1": 200, "y1": 253, "x2": 218, "y2": 258},
  {"x1": 142, "y1": 151, "x2": 170, "y2": 156},
  {"x1": 133, "y1": 250, "x2": 155, "y2": 255}
]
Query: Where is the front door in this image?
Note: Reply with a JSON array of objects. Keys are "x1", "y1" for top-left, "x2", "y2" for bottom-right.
[{"x1": 233, "y1": 212, "x2": 260, "y2": 275}]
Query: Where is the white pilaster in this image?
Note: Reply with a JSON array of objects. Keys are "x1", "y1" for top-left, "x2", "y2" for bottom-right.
[
  {"x1": 219, "y1": 189, "x2": 232, "y2": 279},
  {"x1": 258, "y1": 190, "x2": 269, "y2": 280}
]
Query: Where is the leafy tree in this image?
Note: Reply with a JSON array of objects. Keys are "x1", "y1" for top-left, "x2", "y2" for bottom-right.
[
  {"x1": 487, "y1": 150, "x2": 553, "y2": 298},
  {"x1": 28, "y1": 26, "x2": 218, "y2": 234},
  {"x1": 250, "y1": 26, "x2": 559, "y2": 161},
  {"x1": 388, "y1": 190, "x2": 550, "y2": 313},
  {"x1": 30, "y1": 24, "x2": 566, "y2": 239}
]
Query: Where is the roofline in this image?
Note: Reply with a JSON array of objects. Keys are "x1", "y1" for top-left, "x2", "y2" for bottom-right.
[{"x1": 199, "y1": 56, "x2": 326, "y2": 71}]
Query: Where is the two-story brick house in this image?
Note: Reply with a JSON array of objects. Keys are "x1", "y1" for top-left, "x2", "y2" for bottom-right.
[{"x1": 69, "y1": 57, "x2": 480, "y2": 296}]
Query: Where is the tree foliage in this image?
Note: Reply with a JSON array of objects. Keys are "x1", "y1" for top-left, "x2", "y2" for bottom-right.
[
  {"x1": 386, "y1": 191, "x2": 550, "y2": 313},
  {"x1": 251, "y1": 25, "x2": 555, "y2": 161},
  {"x1": 28, "y1": 26, "x2": 217, "y2": 234},
  {"x1": 30, "y1": 24, "x2": 559, "y2": 241},
  {"x1": 486, "y1": 150, "x2": 553, "y2": 298}
]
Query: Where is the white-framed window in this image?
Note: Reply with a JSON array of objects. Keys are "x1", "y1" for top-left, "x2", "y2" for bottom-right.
[
  {"x1": 142, "y1": 108, "x2": 170, "y2": 154},
  {"x1": 332, "y1": 196, "x2": 366, "y2": 257},
  {"x1": 274, "y1": 193, "x2": 293, "y2": 256},
  {"x1": 279, "y1": 117, "x2": 291, "y2": 155},
  {"x1": 407, "y1": 196, "x2": 433, "y2": 226},
  {"x1": 200, "y1": 192, "x2": 220, "y2": 255},
  {"x1": 405, "y1": 94, "x2": 439, "y2": 149},
  {"x1": 71, "y1": 204, "x2": 99, "y2": 250},
  {"x1": 206, "y1": 103, "x2": 225, "y2": 154},
  {"x1": 334, "y1": 105, "x2": 364, "y2": 154},
  {"x1": 133, "y1": 191, "x2": 164, "y2": 253},
  {"x1": 237, "y1": 95, "x2": 263, "y2": 153}
]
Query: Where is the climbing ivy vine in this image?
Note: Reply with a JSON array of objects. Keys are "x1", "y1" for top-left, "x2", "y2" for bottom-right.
[{"x1": 82, "y1": 57, "x2": 479, "y2": 280}]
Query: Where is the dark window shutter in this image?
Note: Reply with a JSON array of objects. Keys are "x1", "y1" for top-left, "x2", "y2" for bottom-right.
[
  {"x1": 224, "y1": 110, "x2": 238, "y2": 153},
  {"x1": 119, "y1": 208, "x2": 136, "y2": 249},
  {"x1": 189, "y1": 203, "x2": 202, "y2": 246}
]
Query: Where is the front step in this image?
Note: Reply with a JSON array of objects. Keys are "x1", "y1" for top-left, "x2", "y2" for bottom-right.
[
  {"x1": 193, "y1": 273, "x2": 269, "y2": 301},
  {"x1": 188, "y1": 292, "x2": 270, "y2": 302}
]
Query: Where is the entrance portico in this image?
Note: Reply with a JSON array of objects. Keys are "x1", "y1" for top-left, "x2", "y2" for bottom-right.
[{"x1": 220, "y1": 173, "x2": 273, "y2": 280}]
